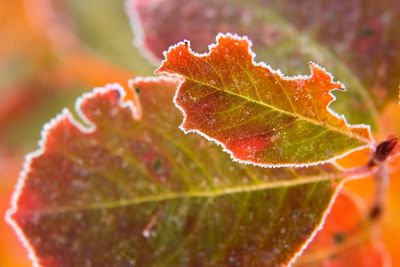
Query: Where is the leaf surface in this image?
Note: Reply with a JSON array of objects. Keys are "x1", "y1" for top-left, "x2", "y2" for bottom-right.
[
  {"x1": 157, "y1": 34, "x2": 372, "y2": 166},
  {"x1": 8, "y1": 78, "x2": 344, "y2": 266}
]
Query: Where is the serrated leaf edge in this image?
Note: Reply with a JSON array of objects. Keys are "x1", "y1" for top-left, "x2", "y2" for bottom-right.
[
  {"x1": 4, "y1": 80, "x2": 151, "y2": 267},
  {"x1": 4, "y1": 76, "x2": 372, "y2": 267},
  {"x1": 156, "y1": 32, "x2": 374, "y2": 168}
]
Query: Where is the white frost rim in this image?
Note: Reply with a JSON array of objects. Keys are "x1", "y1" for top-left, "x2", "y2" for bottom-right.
[
  {"x1": 4, "y1": 74, "x2": 378, "y2": 267},
  {"x1": 4, "y1": 82, "x2": 140, "y2": 267},
  {"x1": 156, "y1": 32, "x2": 375, "y2": 169}
]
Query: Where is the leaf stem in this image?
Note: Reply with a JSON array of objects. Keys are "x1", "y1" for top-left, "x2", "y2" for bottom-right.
[
  {"x1": 341, "y1": 165, "x2": 375, "y2": 180},
  {"x1": 367, "y1": 137, "x2": 398, "y2": 220},
  {"x1": 369, "y1": 161, "x2": 390, "y2": 220},
  {"x1": 340, "y1": 137, "x2": 398, "y2": 220}
]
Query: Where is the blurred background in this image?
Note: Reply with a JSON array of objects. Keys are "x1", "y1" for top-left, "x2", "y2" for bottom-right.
[{"x1": 1, "y1": 0, "x2": 399, "y2": 266}]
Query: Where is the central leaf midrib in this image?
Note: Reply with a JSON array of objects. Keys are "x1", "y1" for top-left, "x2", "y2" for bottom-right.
[
  {"x1": 185, "y1": 77, "x2": 369, "y2": 144},
  {"x1": 31, "y1": 173, "x2": 340, "y2": 216}
]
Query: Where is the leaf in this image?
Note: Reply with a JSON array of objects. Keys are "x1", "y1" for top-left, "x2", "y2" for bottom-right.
[
  {"x1": 295, "y1": 191, "x2": 391, "y2": 267},
  {"x1": 66, "y1": 0, "x2": 154, "y2": 75},
  {"x1": 128, "y1": 0, "x2": 400, "y2": 128},
  {"x1": 156, "y1": 34, "x2": 372, "y2": 167},
  {"x1": 7, "y1": 77, "x2": 345, "y2": 266}
]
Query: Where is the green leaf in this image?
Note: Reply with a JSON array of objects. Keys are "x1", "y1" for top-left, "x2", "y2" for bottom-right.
[
  {"x1": 157, "y1": 34, "x2": 372, "y2": 167},
  {"x1": 8, "y1": 78, "x2": 343, "y2": 266},
  {"x1": 66, "y1": 0, "x2": 154, "y2": 75}
]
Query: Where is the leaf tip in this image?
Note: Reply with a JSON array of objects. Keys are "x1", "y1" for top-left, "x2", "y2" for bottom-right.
[
  {"x1": 215, "y1": 32, "x2": 253, "y2": 48},
  {"x1": 308, "y1": 62, "x2": 345, "y2": 92},
  {"x1": 155, "y1": 39, "x2": 192, "y2": 76},
  {"x1": 156, "y1": 32, "x2": 254, "y2": 77}
]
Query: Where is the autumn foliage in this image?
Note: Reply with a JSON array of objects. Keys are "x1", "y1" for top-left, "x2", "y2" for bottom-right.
[{"x1": 2, "y1": 0, "x2": 400, "y2": 266}]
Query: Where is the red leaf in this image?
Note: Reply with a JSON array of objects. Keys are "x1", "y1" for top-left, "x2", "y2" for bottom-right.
[
  {"x1": 157, "y1": 34, "x2": 373, "y2": 166},
  {"x1": 6, "y1": 78, "x2": 345, "y2": 266}
]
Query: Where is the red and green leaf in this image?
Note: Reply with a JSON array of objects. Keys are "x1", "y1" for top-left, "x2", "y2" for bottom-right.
[
  {"x1": 157, "y1": 34, "x2": 373, "y2": 167},
  {"x1": 128, "y1": 0, "x2": 400, "y2": 128},
  {"x1": 7, "y1": 78, "x2": 348, "y2": 266}
]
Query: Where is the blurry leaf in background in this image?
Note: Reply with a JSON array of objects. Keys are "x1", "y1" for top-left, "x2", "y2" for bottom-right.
[
  {"x1": 295, "y1": 190, "x2": 390, "y2": 267},
  {"x1": 129, "y1": 0, "x2": 400, "y2": 129},
  {"x1": 65, "y1": 0, "x2": 154, "y2": 75},
  {"x1": 8, "y1": 79, "x2": 344, "y2": 266},
  {"x1": 379, "y1": 102, "x2": 400, "y2": 141},
  {"x1": 337, "y1": 145, "x2": 400, "y2": 266}
]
